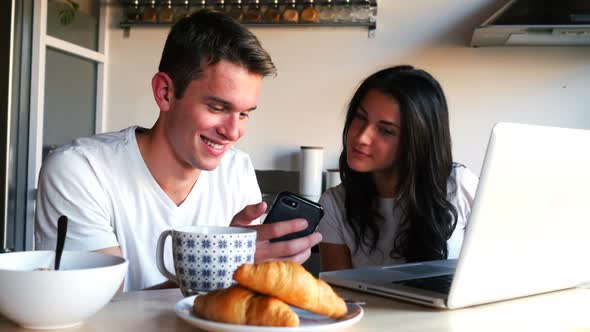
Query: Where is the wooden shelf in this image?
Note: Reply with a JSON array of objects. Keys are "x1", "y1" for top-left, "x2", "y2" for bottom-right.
[
  {"x1": 119, "y1": 20, "x2": 377, "y2": 37},
  {"x1": 117, "y1": 1, "x2": 378, "y2": 38}
]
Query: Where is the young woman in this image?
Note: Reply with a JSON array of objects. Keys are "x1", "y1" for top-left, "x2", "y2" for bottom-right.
[{"x1": 318, "y1": 66, "x2": 479, "y2": 271}]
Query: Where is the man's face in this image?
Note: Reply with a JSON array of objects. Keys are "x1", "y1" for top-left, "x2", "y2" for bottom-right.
[{"x1": 164, "y1": 60, "x2": 263, "y2": 171}]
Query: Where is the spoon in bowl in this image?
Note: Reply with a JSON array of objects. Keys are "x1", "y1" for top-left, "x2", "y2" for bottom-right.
[{"x1": 55, "y1": 215, "x2": 68, "y2": 270}]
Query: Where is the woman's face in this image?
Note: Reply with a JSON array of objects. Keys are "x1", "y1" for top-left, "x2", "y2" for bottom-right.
[{"x1": 346, "y1": 89, "x2": 402, "y2": 175}]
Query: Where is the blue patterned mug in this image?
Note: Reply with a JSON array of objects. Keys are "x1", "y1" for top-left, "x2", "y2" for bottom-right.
[{"x1": 156, "y1": 226, "x2": 257, "y2": 296}]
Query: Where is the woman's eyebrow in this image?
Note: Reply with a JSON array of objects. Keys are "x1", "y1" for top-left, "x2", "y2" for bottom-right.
[
  {"x1": 359, "y1": 105, "x2": 400, "y2": 129},
  {"x1": 359, "y1": 105, "x2": 368, "y2": 115},
  {"x1": 379, "y1": 120, "x2": 400, "y2": 129}
]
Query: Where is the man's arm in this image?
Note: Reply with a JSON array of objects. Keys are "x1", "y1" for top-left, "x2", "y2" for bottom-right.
[
  {"x1": 93, "y1": 246, "x2": 178, "y2": 291},
  {"x1": 94, "y1": 246, "x2": 123, "y2": 257},
  {"x1": 35, "y1": 149, "x2": 119, "y2": 252},
  {"x1": 142, "y1": 280, "x2": 178, "y2": 290},
  {"x1": 93, "y1": 246, "x2": 125, "y2": 292}
]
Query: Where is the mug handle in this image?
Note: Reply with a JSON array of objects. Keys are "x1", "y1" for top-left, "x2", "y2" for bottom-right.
[{"x1": 156, "y1": 230, "x2": 177, "y2": 283}]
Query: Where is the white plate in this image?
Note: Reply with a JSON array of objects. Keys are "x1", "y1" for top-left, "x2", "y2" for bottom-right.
[{"x1": 175, "y1": 295, "x2": 364, "y2": 332}]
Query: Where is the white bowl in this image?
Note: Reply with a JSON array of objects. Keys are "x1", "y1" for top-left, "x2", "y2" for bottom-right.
[{"x1": 0, "y1": 251, "x2": 128, "y2": 329}]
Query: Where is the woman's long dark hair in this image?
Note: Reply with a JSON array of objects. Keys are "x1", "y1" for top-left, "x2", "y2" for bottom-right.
[{"x1": 340, "y1": 65, "x2": 459, "y2": 263}]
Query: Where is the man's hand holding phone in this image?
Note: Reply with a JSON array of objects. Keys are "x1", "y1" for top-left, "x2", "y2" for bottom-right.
[
  {"x1": 262, "y1": 192, "x2": 324, "y2": 242},
  {"x1": 253, "y1": 218, "x2": 322, "y2": 263},
  {"x1": 230, "y1": 197, "x2": 323, "y2": 264}
]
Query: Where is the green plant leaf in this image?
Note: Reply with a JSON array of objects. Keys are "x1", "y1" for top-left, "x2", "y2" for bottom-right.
[{"x1": 55, "y1": 0, "x2": 79, "y2": 26}]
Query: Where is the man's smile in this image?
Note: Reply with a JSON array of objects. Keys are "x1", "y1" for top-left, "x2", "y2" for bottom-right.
[{"x1": 201, "y1": 135, "x2": 225, "y2": 152}]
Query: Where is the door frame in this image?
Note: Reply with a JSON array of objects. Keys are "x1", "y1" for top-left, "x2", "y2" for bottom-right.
[
  {"x1": 27, "y1": 0, "x2": 108, "y2": 249},
  {"x1": 0, "y1": 0, "x2": 14, "y2": 252}
]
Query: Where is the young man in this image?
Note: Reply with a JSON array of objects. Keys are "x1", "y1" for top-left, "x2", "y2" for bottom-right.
[{"x1": 35, "y1": 10, "x2": 322, "y2": 291}]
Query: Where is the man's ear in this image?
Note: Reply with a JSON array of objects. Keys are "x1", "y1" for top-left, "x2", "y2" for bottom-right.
[{"x1": 151, "y1": 72, "x2": 176, "y2": 113}]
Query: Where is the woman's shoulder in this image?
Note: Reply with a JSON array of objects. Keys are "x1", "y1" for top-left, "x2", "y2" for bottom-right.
[
  {"x1": 450, "y1": 163, "x2": 479, "y2": 183},
  {"x1": 317, "y1": 184, "x2": 349, "y2": 242},
  {"x1": 450, "y1": 164, "x2": 479, "y2": 190},
  {"x1": 320, "y1": 183, "x2": 346, "y2": 204},
  {"x1": 449, "y1": 164, "x2": 479, "y2": 211},
  {"x1": 319, "y1": 184, "x2": 347, "y2": 219}
]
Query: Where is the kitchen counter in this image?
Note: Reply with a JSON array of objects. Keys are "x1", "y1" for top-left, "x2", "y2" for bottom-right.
[{"x1": 2, "y1": 286, "x2": 590, "y2": 331}]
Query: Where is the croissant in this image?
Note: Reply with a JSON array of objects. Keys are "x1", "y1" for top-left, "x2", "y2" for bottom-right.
[
  {"x1": 193, "y1": 285, "x2": 299, "y2": 327},
  {"x1": 233, "y1": 260, "x2": 348, "y2": 319}
]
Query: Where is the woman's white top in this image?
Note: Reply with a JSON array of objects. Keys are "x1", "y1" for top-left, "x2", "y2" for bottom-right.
[{"x1": 318, "y1": 166, "x2": 479, "y2": 267}]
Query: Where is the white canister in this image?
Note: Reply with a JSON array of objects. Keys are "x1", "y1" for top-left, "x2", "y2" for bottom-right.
[{"x1": 299, "y1": 146, "x2": 324, "y2": 197}]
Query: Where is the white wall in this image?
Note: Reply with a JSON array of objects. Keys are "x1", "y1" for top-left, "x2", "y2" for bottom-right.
[{"x1": 106, "y1": 0, "x2": 590, "y2": 174}]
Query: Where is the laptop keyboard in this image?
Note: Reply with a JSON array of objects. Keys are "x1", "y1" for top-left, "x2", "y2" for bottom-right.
[{"x1": 394, "y1": 274, "x2": 454, "y2": 294}]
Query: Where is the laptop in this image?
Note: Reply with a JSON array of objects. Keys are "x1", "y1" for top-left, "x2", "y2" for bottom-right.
[{"x1": 320, "y1": 122, "x2": 590, "y2": 309}]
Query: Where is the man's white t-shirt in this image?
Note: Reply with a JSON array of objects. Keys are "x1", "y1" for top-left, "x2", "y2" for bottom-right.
[
  {"x1": 35, "y1": 126, "x2": 262, "y2": 291},
  {"x1": 317, "y1": 166, "x2": 479, "y2": 268}
]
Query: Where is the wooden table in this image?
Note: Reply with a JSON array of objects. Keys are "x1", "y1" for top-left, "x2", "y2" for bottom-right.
[{"x1": 2, "y1": 287, "x2": 590, "y2": 331}]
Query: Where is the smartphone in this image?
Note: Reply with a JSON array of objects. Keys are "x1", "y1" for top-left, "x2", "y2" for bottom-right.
[{"x1": 263, "y1": 191, "x2": 324, "y2": 242}]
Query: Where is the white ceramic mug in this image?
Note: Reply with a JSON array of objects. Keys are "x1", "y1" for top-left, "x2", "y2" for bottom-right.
[{"x1": 156, "y1": 226, "x2": 257, "y2": 296}]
